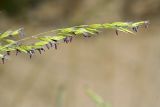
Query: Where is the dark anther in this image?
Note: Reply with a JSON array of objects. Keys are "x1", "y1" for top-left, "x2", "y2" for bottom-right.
[
  {"x1": 37, "y1": 48, "x2": 45, "y2": 54},
  {"x1": 30, "y1": 49, "x2": 35, "y2": 54},
  {"x1": 132, "y1": 27, "x2": 138, "y2": 32},
  {"x1": 40, "y1": 48, "x2": 45, "y2": 52},
  {"x1": 6, "y1": 51, "x2": 10, "y2": 55},
  {"x1": 16, "y1": 49, "x2": 21, "y2": 56},
  {"x1": 54, "y1": 43, "x2": 58, "y2": 50},
  {"x1": 28, "y1": 50, "x2": 33, "y2": 59},
  {"x1": 29, "y1": 54, "x2": 32, "y2": 59},
  {"x1": 64, "y1": 36, "x2": 73, "y2": 43},
  {"x1": 116, "y1": 30, "x2": 118, "y2": 36},
  {"x1": 69, "y1": 36, "x2": 73, "y2": 42},
  {"x1": 49, "y1": 42, "x2": 53, "y2": 47},
  {"x1": 51, "y1": 39, "x2": 58, "y2": 49},
  {"x1": 64, "y1": 38, "x2": 67, "y2": 43},
  {"x1": 37, "y1": 49, "x2": 42, "y2": 54},
  {"x1": 64, "y1": 37, "x2": 70, "y2": 43},
  {"x1": 27, "y1": 51, "x2": 33, "y2": 59},
  {"x1": 2, "y1": 57, "x2": 5, "y2": 64},
  {"x1": 46, "y1": 44, "x2": 50, "y2": 49}
]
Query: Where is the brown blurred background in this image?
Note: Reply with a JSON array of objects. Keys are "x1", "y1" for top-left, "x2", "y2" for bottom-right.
[{"x1": 0, "y1": 0, "x2": 160, "y2": 107}]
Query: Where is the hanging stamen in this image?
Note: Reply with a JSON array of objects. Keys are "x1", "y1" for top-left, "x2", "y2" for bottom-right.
[
  {"x1": 116, "y1": 29, "x2": 118, "y2": 36},
  {"x1": 51, "y1": 40, "x2": 58, "y2": 49},
  {"x1": 16, "y1": 49, "x2": 21, "y2": 56},
  {"x1": 64, "y1": 36, "x2": 72, "y2": 43},
  {"x1": 2, "y1": 57, "x2": 5, "y2": 64},
  {"x1": 46, "y1": 44, "x2": 50, "y2": 49},
  {"x1": 49, "y1": 42, "x2": 53, "y2": 47},
  {"x1": 40, "y1": 48, "x2": 45, "y2": 52},
  {"x1": 64, "y1": 37, "x2": 68, "y2": 43},
  {"x1": 69, "y1": 36, "x2": 73, "y2": 42},
  {"x1": 30, "y1": 49, "x2": 35, "y2": 54},
  {"x1": 54, "y1": 43, "x2": 58, "y2": 50},
  {"x1": 37, "y1": 49, "x2": 42, "y2": 54},
  {"x1": 27, "y1": 51, "x2": 33, "y2": 59},
  {"x1": 132, "y1": 27, "x2": 138, "y2": 32},
  {"x1": 6, "y1": 51, "x2": 10, "y2": 56}
]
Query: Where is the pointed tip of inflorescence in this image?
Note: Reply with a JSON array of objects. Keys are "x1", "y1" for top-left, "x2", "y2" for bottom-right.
[
  {"x1": 115, "y1": 20, "x2": 149, "y2": 36},
  {"x1": 19, "y1": 27, "x2": 25, "y2": 37}
]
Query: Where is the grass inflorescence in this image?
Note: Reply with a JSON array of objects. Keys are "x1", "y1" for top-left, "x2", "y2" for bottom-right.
[{"x1": 0, "y1": 21, "x2": 149, "y2": 64}]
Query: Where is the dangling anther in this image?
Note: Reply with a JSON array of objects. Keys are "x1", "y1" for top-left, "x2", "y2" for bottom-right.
[
  {"x1": 116, "y1": 29, "x2": 118, "y2": 36},
  {"x1": 69, "y1": 36, "x2": 73, "y2": 42},
  {"x1": 49, "y1": 42, "x2": 53, "y2": 47},
  {"x1": 28, "y1": 51, "x2": 33, "y2": 59},
  {"x1": 132, "y1": 27, "x2": 138, "y2": 32},
  {"x1": 29, "y1": 54, "x2": 32, "y2": 59},
  {"x1": 64, "y1": 37, "x2": 68, "y2": 43},
  {"x1": 2, "y1": 57, "x2": 5, "y2": 64},
  {"x1": 40, "y1": 48, "x2": 45, "y2": 52},
  {"x1": 6, "y1": 51, "x2": 10, "y2": 56},
  {"x1": 46, "y1": 44, "x2": 50, "y2": 49},
  {"x1": 16, "y1": 49, "x2": 21, "y2": 56},
  {"x1": 37, "y1": 49, "x2": 42, "y2": 54},
  {"x1": 31, "y1": 49, "x2": 35, "y2": 54},
  {"x1": 54, "y1": 43, "x2": 57, "y2": 50}
]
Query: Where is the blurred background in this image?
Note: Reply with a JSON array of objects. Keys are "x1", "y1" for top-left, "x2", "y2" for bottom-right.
[{"x1": 0, "y1": 0, "x2": 160, "y2": 107}]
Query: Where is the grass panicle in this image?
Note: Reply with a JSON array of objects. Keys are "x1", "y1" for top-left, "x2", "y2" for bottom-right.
[{"x1": 0, "y1": 21, "x2": 149, "y2": 64}]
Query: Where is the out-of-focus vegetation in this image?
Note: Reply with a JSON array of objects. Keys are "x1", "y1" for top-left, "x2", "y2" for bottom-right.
[
  {"x1": 86, "y1": 88, "x2": 111, "y2": 107},
  {"x1": 0, "y1": 0, "x2": 160, "y2": 107},
  {"x1": 0, "y1": 0, "x2": 43, "y2": 16}
]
